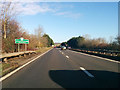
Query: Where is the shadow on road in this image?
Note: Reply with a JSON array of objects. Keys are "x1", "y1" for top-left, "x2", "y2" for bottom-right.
[{"x1": 49, "y1": 70, "x2": 119, "y2": 88}]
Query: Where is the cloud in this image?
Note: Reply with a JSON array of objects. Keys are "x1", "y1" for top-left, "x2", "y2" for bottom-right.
[
  {"x1": 12, "y1": 2, "x2": 56, "y2": 15},
  {"x1": 0, "y1": 0, "x2": 119, "y2": 2},
  {"x1": 16, "y1": 3, "x2": 82, "y2": 19},
  {"x1": 0, "y1": 2, "x2": 82, "y2": 19},
  {"x1": 55, "y1": 11, "x2": 82, "y2": 19},
  {"x1": 0, "y1": 2, "x2": 56, "y2": 16}
]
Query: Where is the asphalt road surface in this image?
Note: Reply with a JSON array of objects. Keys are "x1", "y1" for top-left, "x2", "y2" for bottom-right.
[{"x1": 2, "y1": 48, "x2": 120, "y2": 88}]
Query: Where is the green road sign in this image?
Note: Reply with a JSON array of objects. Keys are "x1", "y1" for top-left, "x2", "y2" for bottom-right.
[{"x1": 15, "y1": 38, "x2": 29, "y2": 44}]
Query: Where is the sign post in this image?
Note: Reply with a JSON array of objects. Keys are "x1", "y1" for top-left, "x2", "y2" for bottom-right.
[
  {"x1": 18, "y1": 43, "x2": 20, "y2": 52},
  {"x1": 15, "y1": 38, "x2": 29, "y2": 52},
  {"x1": 25, "y1": 44, "x2": 27, "y2": 51}
]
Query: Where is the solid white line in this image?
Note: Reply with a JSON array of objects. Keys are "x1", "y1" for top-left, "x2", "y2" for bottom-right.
[
  {"x1": 0, "y1": 48, "x2": 53, "y2": 82},
  {"x1": 66, "y1": 56, "x2": 69, "y2": 58},
  {"x1": 80, "y1": 67, "x2": 94, "y2": 78},
  {"x1": 70, "y1": 50, "x2": 120, "y2": 64}
]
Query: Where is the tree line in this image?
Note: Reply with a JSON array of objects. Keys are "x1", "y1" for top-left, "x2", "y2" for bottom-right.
[
  {"x1": 0, "y1": 2, "x2": 54, "y2": 53},
  {"x1": 61, "y1": 35, "x2": 120, "y2": 51}
]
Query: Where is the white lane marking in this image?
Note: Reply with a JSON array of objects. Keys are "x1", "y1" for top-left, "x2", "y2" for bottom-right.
[
  {"x1": 66, "y1": 56, "x2": 69, "y2": 58},
  {"x1": 0, "y1": 48, "x2": 53, "y2": 82},
  {"x1": 59, "y1": 50, "x2": 61, "y2": 52},
  {"x1": 62, "y1": 52, "x2": 64, "y2": 54},
  {"x1": 80, "y1": 67, "x2": 94, "y2": 78},
  {"x1": 70, "y1": 50, "x2": 120, "y2": 64}
]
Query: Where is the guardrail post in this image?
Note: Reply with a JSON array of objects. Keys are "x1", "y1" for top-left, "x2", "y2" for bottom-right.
[
  {"x1": 110, "y1": 53, "x2": 112, "y2": 56},
  {"x1": 19, "y1": 54, "x2": 22, "y2": 57},
  {"x1": 4, "y1": 58, "x2": 8, "y2": 63},
  {"x1": 24, "y1": 54, "x2": 26, "y2": 57}
]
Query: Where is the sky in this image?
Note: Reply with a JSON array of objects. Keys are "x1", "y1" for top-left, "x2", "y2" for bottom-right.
[{"x1": 11, "y1": 2, "x2": 118, "y2": 43}]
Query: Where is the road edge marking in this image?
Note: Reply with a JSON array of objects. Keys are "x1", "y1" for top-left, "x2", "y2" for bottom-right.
[
  {"x1": 0, "y1": 48, "x2": 53, "y2": 82},
  {"x1": 80, "y1": 67, "x2": 94, "y2": 78},
  {"x1": 70, "y1": 50, "x2": 120, "y2": 64}
]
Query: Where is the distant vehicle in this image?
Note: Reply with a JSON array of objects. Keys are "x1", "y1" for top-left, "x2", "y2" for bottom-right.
[
  {"x1": 61, "y1": 46, "x2": 66, "y2": 50},
  {"x1": 68, "y1": 47, "x2": 71, "y2": 49}
]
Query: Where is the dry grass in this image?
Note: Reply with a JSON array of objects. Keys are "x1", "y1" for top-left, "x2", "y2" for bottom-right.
[{"x1": 36, "y1": 47, "x2": 52, "y2": 54}]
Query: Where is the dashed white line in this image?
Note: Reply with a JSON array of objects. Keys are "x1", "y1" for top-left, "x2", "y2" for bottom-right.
[
  {"x1": 59, "y1": 50, "x2": 69, "y2": 59},
  {"x1": 80, "y1": 67, "x2": 94, "y2": 78},
  {"x1": 62, "y1": 52, "x2": 64, "y2": 54},
  {"x1": 66, "y1": 56, "x2": 69, "y2": 58}
]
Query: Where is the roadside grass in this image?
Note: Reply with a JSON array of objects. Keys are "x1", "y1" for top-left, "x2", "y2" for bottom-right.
[
  {"x1": 1, "y1": 47, "x2": 52, "y2": 77},
  {"x1": 36, "y1": 47, "x2": 52, "y2": 54},
  {"x1": 2, "y1": 63, "x2": 11, "y2": 70},
  {"x1": 0, "y1": 62, "x2": 19, "y2": 77}
]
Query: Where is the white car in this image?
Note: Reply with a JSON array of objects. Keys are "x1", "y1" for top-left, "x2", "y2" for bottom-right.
[{"x1": 61, "y1": 46, "x2": 66, "y2": 50}]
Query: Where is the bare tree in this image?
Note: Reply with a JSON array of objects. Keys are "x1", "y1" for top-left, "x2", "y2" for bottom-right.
[
  {"x1": 35, "y1": 26, "x2": 44, "y2": 38},
  {"x1": 116, "y1": 36, "x2": 120, "y2": 45},
  {"x1": 0, "y1": 2, "x2": 22, "y2": 53},
  {"x1": 34, "y1": 25, "x2": 44, "y2": 47},
  {"x1": 0, "y1": 2, "x2": 17, "y2": 39},
  {"x1": 40, "y1": 36, "x2": 48, "y2": 47}
]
